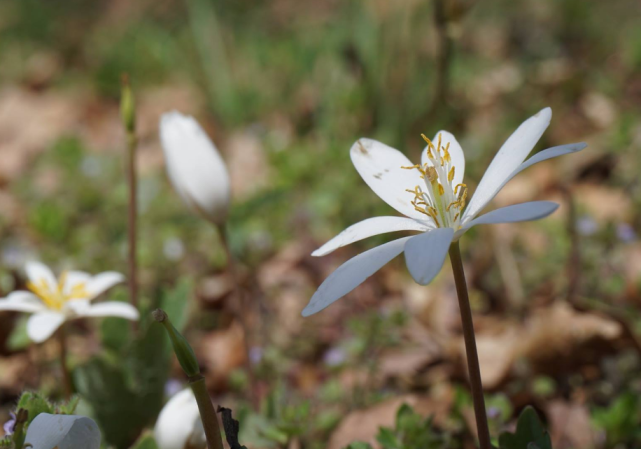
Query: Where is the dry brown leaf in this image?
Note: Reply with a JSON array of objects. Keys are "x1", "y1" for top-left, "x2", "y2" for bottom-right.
[
  {"x1": 198, "y1": 322, "x2": 246, "y2": 390},
  {"x1": 226, "y1": 131, "x2": 271, "y2": 201},
  {"x1": 547, "y1": 400, "x2": 597, "y2": 449}
]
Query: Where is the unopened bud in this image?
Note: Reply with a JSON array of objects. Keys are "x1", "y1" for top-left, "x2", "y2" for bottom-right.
[
  {"x1": 120, "y1": 74, "x2": 136, "y2": 133},
  {"x1": 153, "y1": 308, "x2": 200, "y2": 378}
]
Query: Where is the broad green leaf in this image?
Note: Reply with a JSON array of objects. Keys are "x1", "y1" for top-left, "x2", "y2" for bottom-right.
[{"x1": 499, "y1": 406, "x2": 552, "y2": 449}]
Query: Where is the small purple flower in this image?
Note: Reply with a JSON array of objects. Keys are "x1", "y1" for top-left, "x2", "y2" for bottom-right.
[
  {"x1": 616, "y1": 223, "x2": 636, "y2": 243},
  {"x1": 577, "y1": 216, "x2": 598, "y2": 236},
  {"x1": 3, "y1": 412, "x2": 16, "y2": 436},
  {"x1": 249, "y1": 347, "x2": 263, "y2": 365},
  {"x1": 164, "y1": 379, "x2": 183, "y2": 398},
  {"x1": 487, "y1": 407, "x2": 501, "y2": 420},
  {"x1": 323, "y1": 347, "x2": 346, "y2": 367}
]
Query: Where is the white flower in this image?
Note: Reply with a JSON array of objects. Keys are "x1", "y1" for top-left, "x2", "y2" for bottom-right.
[
  {"x1": 304, "y1": 107, "x2": 585, "y2": 316},
  {"x1": 159, "y1": 111, "x2": 232, "y2": 225},
  {"x1": 0, "y1": 262, "x2": 139, "y2": 343},
  {"x1": 154, "y1": 388, "x2": 206, "y2": 449},
  {"x1": 23, "y1": 413, "x2": 100, "y2": 449}
]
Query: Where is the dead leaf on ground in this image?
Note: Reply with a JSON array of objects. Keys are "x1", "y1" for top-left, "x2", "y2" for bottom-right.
[
  {"x1": 547, "y1": 400, "x2": 597, "y2": 449},
  {"x1": 198, "y1": 321, "x2": 246, "y2": 390}
]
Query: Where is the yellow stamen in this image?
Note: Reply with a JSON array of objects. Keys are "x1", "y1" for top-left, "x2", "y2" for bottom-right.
[
  {"x1": 438, "y1": 184, "x2": 444, "y2": 195},
  {"x1": 448, "y1": 167, "x2": 455, "y2": 182}
]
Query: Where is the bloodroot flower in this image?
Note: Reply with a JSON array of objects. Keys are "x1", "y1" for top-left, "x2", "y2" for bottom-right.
[
  {"x1": 0, "y1": 262, "x2": 139, "y2": 343},
  {"x1": 154, "y1": 388, "x2": 206, "y2": 449},
  {"x1": 304, "y1": 107, "x2": 585, "y2": 316},
  {"x1": 23, "y1": 413, "x2": 100, "y2": 449}
]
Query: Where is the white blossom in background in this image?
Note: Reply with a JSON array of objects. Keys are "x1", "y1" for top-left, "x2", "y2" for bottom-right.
[
  {"x1": 159, "y1": 111, "x2": 232, "y2": 225},
  {"x1": 304, "y1": 107, "x2": 586, "y2": 316},
  {"x1": 0, "y1": 261, "x2": 139, "y2": 343},
  {"x1": 23, "y1": 413, "x2": 100, "y2": 449},
  {"x1": 154, "y1": 388, "x2": 206, "y2": 449}
]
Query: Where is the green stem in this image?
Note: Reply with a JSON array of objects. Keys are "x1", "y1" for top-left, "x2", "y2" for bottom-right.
[
  {"x1": 189, "y1": 374, "x2": 225, "y2": 449},
  {"x1": 127, "y1": 130, "x2": 139, "y2": 323},
  {"x1": 57, "y1": 325, "x2": 72, "y2": 399},
  {"x1": 448, "y1": 241, "x2": 491, "y2": 449},
  {"x1": 216, "y1": 224, "x2": 259, "y2": 410}
]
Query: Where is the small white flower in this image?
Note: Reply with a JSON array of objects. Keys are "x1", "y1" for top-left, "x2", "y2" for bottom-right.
[
  {"x1": 304, "y1": 107, "x2": 586, "y2": 316},
  {"x1": 0, "y1": 261, "x2": 138, "y2": 343},
  {"x1": 23, "y1": 413, "x2": 100, "y2": 449},
  {"x1": 159, "y1": 111, "x2": 232, "y2": 225},
  {"x1": 154, "y1": 388, "x2": 206, "y2": 449}
]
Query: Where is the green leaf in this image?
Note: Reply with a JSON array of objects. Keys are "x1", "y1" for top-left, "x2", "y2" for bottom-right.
[
  {"x1": 376, "y1": 427, "x2": 401, "y2": 449},
  {"x1": 6, "y1": 316, "x2": 30, "y2": 351},
  {"x1": 101, "y1": 316, "x2": 132, "y2": 352},
  {"x1": 17, "y1": 391, "x2": 54, "y2": 425},
  {"x1": 159, "y1": 278, "x2": 194, "y2": 332},
  {"x1": 344, "y1": 443, "x2": 374, "y2": 449},
  {"x1": 55, "y1": 395, "x2": 80, "y2": 415},
  {"x1": 128, "y1": 431, "x2": 159, "y2": 449},
  {"x1": 499, "y1": 406, "x2": 552, "y2": 449}
]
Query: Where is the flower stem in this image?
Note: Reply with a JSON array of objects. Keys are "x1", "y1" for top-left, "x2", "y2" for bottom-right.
[
  {"x1": 57, "y1": 325, "x2": 72, "y2": 399},
  {"x1": 448, "y1": 241, "x2": 491, "y2": 449},
  {"x1": 216, "y1": 224, "x2": 259, "y2": 410},
  {"x1": 189, "y1": 374, "x2": 225, "y2": 449}
]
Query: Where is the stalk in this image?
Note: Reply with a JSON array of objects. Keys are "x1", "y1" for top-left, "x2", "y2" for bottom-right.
[
  {"x1": 216, "y1": 224, "x2": 258, "y2": 410},
  {"x1": 57, "y1": 325, "x2": 72, "y2": 399},
  {"x1": 448, "y1": 241, "x2": 491, "y2": 449}
]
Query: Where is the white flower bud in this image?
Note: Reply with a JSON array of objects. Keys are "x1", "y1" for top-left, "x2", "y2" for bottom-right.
[
  {"x1": 154, "y1": 388, "x2": 206, "y2": 449},
  {"x1": 159, "y1": 111, "x2": 231, "y2": 225}
]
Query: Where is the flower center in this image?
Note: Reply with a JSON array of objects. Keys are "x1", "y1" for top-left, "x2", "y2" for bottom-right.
[
  {"x1": 402, "y1": 133, "x2": 468, "y2": 229},
  {"x1": 27, "y1": 272, "x2": 89, "y2": 311}
]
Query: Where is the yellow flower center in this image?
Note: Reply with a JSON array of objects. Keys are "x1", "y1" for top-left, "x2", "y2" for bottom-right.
[
  {"x1": 27, "y1": 272, "x2": 89, "y2": 311},
  {"x1": 402, "y1": 133, "x2": 468, "y2": 229}
]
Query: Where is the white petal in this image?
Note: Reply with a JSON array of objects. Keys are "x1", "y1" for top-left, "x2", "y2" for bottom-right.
[
  {"x1": 312, "y1": 217, "x2": 432, "y2": 257},
  {"x1": 84, "y1": 272, "x2": 125, "y2": 299},
  {"x1": 458, "y1": 201, "x2": 559, "y2": 237},
  {"x1": 463, "y1": 107, "x2": 552, "y2": 221},
  {"x1": 27, "y1": 312, "x2": 66, "y2": 343},
  {"x1": 62, "y1": 271, "x2": 91, "y2": 296},
  {"x1": 302, "y1": 237, "x2": 411, "y2": 316},
  {"x1": 350, "y1": 138, "x2": 426, "y2": 220},
  {"x1": 25, "y1": 261, "x2": 57, "y2": 291},
  {"x1": 403, "y1": 228, "x2": 454, "y2": 285},
  {"x1": 422, "y1": 131, "x2": 465, "y2": 186},
  {"x1": 77, "y1": 302, "x2": 140, "y2": 321},
  {"x1": 154, "y1": 389, "x2": 206, "y2": 449},
  {"x1": 462, "y1": 142, "x2": 585, "y2": 224},
  {"x1": 0, "y1": 291, "x2": 46, "y2": 313},
  {"x1": 24, "y1": 413, "x2": 100, "y2": 449},
  {"x1": 160, "y1": 111, "x2": 231, "y2": 225}
]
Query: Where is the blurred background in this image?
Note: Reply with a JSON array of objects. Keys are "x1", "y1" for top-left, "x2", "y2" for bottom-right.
[{"x1": 0, "y1": 0, "x2": 641, "y2": 447}]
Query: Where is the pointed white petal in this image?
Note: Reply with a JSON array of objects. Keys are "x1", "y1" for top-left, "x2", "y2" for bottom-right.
[
  {"x1": 459, "y1": 201, "x2": 559, "y2": 237},
  {"x1": 312, "y1": 217, "x2": 432, "y2": 257},
  {"x1": 0, "y1": 291, "x2": 46, "y2": 313},
  {"x1": 403, "y1": 228, "x2": 454, "y2": 285},
  {"x1": 463, "y1": 108, "x2": 552, "y2": 221},
  {"x1": 78, "y1": 302, "x2": 140, "y2": 321},
  {"x1": 350, "y1": 138, "x2": 426, "y2": 219},
  {"x1": 154, "y1": 389, "x2": 206, "y2": 449},
  {"x1": 302, "y1": 237, "x2": 411, "y2": 316},
  {"x1": 462, "y1": 142, "x2": 585, "y2": 223},
  {"x1": 84, "y1": 272, "x2": 125, "y2": 299},
  {"x1": 422, "y1": 131, "x2": 465, "y2": 186},
  {"x1": 160, "y1": 111, "x2": 231, "y2": 225},
  {"x1": 27, "y1": 312, "x2": 66, "y2": 343},
  {"x1": 24, "y1": 413, "x2": 100, "y2": 449},
  {"x1": 25, "y1": 261, "x2": 57, "y2": 291}
]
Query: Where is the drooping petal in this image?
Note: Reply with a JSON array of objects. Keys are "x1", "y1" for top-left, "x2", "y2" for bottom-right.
[
  {"x1": 0, "y1": 291, "x2": 46, "y2": 313},
  {"x1": 350, "y1": 138, "x2": 426, "y2": 220},
  {"x1": 312, "y1": 217, "x2": 432, "y2": 257},
  {"x1": 154, "y1": 389, "x2": 206, "y2": 449},
  {"x1": 462, "y1": 142, "x2": 586, "y2": 224},
  {"x1": 26, "y1": 312, "x2": 66, "y2": 343},
  {"x1": 77, "y1": 301, "x2": 140, "y2": 321},
  {"x1": 463, "y1": 107, "x2": 552, "y2": 221},
  {"x1": 457, "y1": 201, "x2": 559, "y2": 238},
  {"x1": 25, "y1": 261, "x2": 57, "y2": 292},
  {"x1": 302, "y1": 237, "x2": 411, "y2": 316},
  {"x1": 84, "y1": 272, "x2": 125, "y2": 300},
  {"x1": 403, "y1": 228, "x2": 454, "y2": 285},
  {"x1": 159, "y1": 111, "x2": 231, "y2": 225},
  {"x1": 23, "y1": 413, "x2": 100, "y2": 449},
  {"x1": 422, "y1": 131, "x2": 465, "y2": 186}
]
